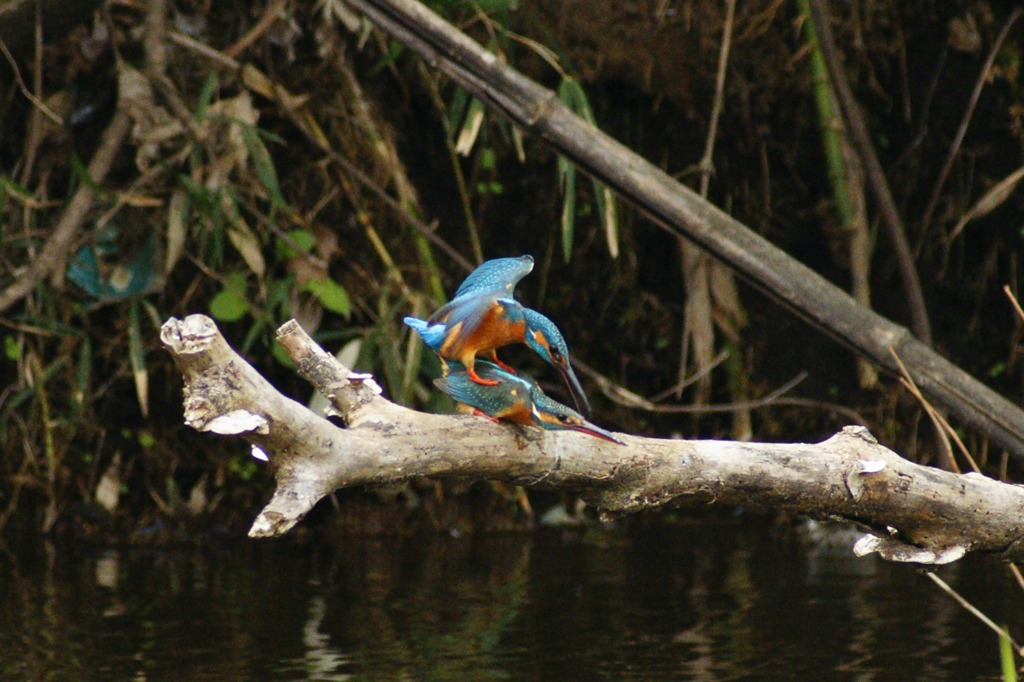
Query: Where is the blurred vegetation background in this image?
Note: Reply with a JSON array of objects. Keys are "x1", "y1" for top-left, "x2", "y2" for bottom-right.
[{"x1": 1, "y1": 0, "x2": 1023, "y2": 540}]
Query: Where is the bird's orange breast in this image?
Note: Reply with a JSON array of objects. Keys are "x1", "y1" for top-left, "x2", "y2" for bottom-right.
[{"x1": 444, "y1": 303, "x2": 526, "y2": 357}]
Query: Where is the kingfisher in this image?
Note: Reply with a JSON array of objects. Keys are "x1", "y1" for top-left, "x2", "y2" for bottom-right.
[
  {"x1": 404, "y1": 255, "x2": 592, "y2": 416},
  {"x1": 434, "y1": 361, "x2": 624, "y2": 445}
]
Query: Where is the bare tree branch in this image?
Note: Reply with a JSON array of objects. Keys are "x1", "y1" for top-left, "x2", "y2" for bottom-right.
[{"x1": 161, "y1": 315, "x2": 1024, "y2": 565}]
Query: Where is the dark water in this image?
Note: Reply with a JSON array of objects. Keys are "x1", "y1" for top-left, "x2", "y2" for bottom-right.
[{"x1": 1, "y1": 518, "x2": 1021, "y2": 681}]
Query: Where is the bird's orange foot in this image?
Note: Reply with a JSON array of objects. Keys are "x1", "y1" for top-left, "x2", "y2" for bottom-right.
[
  {"x1": 468, "y1": 368, "x2": 501, "y2": 386},
  {"x1": 489, "y1": 353, "x2": 517, "y2": 374}
]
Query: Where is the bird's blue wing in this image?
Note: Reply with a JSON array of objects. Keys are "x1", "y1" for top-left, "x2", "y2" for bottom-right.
[
  {"x1": 426, "y1": 294, "x2": 488, "y2": 339},
  {"x1": 426, "y1": 293, "x2": 525, "y2": 350},
  {"x1": 452, "y1": 255, "x2": 534, "y2": 300},
  {"x1": 434, "y1": 361, "x2": 527, "y2": 415},
  {"x1": 434, "y1": 373, "x2": 488, "y2": 410}
]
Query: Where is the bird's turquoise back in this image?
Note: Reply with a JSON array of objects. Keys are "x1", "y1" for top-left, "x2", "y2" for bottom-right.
[{"x1": 433, "y1": 361, "x2": 536, "y2": 423}]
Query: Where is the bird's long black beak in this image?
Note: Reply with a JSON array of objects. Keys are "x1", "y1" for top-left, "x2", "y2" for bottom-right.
[
  {"x1": 568, "y1": 420, "x2": 625, "y2": 445},
  {"x1": 558, "y1": 362, "x2": 592, "y2": 417}
]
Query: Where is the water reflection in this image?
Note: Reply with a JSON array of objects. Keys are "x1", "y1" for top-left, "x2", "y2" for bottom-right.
[{"x1": 0, "y1": 518, "x2": 1020, "y2": 680}]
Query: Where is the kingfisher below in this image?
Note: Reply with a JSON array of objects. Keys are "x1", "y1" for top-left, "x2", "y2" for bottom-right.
[
  {"x1": 434, "y1": 361, "x2": 624, "y2": 445},
  {"x1": 404, "y1": 255, "x2": 592, "y2": 416}
]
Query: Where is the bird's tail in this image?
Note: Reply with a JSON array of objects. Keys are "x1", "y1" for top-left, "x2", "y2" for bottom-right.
[{"x1": 403, "y1": 316, "x2": 446, "y2": 351}]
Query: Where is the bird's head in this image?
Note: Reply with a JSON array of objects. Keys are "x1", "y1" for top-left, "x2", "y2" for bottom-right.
[
  {"x1": 530, "y1": 396, "x2": 623, "y2": 444},
  {"x1": 524, "y1": 315, "x2": 569, "y2": 369}
]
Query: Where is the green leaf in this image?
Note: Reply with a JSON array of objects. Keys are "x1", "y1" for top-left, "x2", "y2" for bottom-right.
[
  {"x1": 196, "y1": 73, "x2": 219, "y2": 121},
  {"x1": 241, "y1": 125, "x2": 286, "y2": 209},
  {"x1": 593, "y1": 181, "x2": 619, "y2": 258},
  {"x1": 70, "y1": 153, "x2": 98, "y2": 193},
  {"x1": 4, "y1": 335, "x2": 19, "y2": 361},
  {"x1": 303, "y1": 277, "x2": 352, "y2": 317},
  {"x1": 559, "y1": 75, "x2": 619, "y2": 259},
  {"x1": 210, "y1": 287, "x2": 251, "y2": 321},
  {"x1": 559, "y1": 76, "x2": 595, "y2": 124},
  {"x1": 265, "y1": 275, "x2": 293, "y2": 313},
  {"x1": 455, "y1": 96, "x2": 486, "y2": 156},
  {"x1": 371, "y1": 40, "x2": 404, "y2": 75},
  {"x1": 480, "y1": 147, "x2": 497, "y2": 170},
  {"x1": 558, "y1": 155, "x2": 576, "y2": 262},
  {"x1": 1000, "y1": 627, "x2": 1017, "y2": 682},
  {"x1": 0, "y1": 174, "x2": 34, "y2": 209},
  {"x1": 275, "y1": 229, "x2": 316, "y2": 260},
  {"x1": 128, "y1": 301, "x2": 149, "y2": 417},
  {"x1": 447, "y1": 86, "x2": 470, "y2": 139},
  {"x1": 76, "y1": 335, "x2": 92, "y2": 404},
  {"x1": 223, "y1": 271, "x2": 249, "y2": 293}
]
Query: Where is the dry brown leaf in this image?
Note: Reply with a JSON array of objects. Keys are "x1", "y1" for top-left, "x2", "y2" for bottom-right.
[
  {"x1": 228, "y1": 219, "x2": 267, "y2": 278},
  {"x1": 118, "y1": 66, "x2": 184, "y2": 170},
  {"x1": 241, "y1": 64, "x2": 310, "y2": 110},
  {"x1": 950, "y1": 165, "x2": 1024, "y2": 240},
  {"x1": 95, "y1": 452, "x2": 122, "y2": 513},
  {"x1": 165, "y1": 188, "x2": 188, "y2": 276}
]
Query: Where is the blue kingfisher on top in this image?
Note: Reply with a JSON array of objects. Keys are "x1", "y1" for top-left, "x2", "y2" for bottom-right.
[{"x1": 404, "y1": 255, "x2": 592, "y2": 417}]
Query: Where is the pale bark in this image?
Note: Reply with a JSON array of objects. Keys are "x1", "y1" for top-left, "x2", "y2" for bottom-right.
[{"x1": 161, "y1": 315, "x2": 1024, "y2": 565}]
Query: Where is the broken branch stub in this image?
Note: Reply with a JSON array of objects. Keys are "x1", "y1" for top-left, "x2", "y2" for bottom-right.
[{"x1": 160, "y1": 315, "x2": 1024, "y2": 564}]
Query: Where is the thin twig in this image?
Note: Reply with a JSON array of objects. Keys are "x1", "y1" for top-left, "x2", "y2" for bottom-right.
[
  {"x1": 18, "y1": 2, "x2": 48, "y2": 186},
  {"x1": 890, "y1": 348, "x2": 982, "y2": 474},
  {"x1": 574, "y1": 354, "x2": 808, "y2": 415},
  {"x1": 807, "y1": 0, "x2": 932, "y2": 347},
  {"x1": 889, "y1": 347, "x2": 956, "y2": 471},
  {"x1": 926, "y1": 572, "x2": 1024, "y2": 656},
  {"x1": 169, "y1": 30, "x2": 242, "y2": 69},
  {"x1": 143, "y1": 0, "x2": 168, "y2": 75},
  {"x1": 418, "y1": 61, "x2": 483, "y2": 264},
  {"x1": 1004, "y1": 284, "x2": 1024, "y2": 323},
  {"x1": 651, "y1": 349, "x2": 730, "y2": 402},
  {"x1": 0, "y1": 38, "x2": 63, "y2": 126},
  {"x1": 762, "y1": 397, "x2": 869, "y2": 426},
  {"x1": 1008, "y1": 564, "x2": 1024, "y2": 593},
  {"x1": 920, "y1": 8, "x2": 1024, "y2": 238},
  {"x1": 225, "y1": 0, "x2": 290, "y2": 58},
  {"x1": 698, "y1": 0, "x2": 735, "y2": 198},
  {"x1": 289, "y1": 110, "x2": 474, "y2": 273}
]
